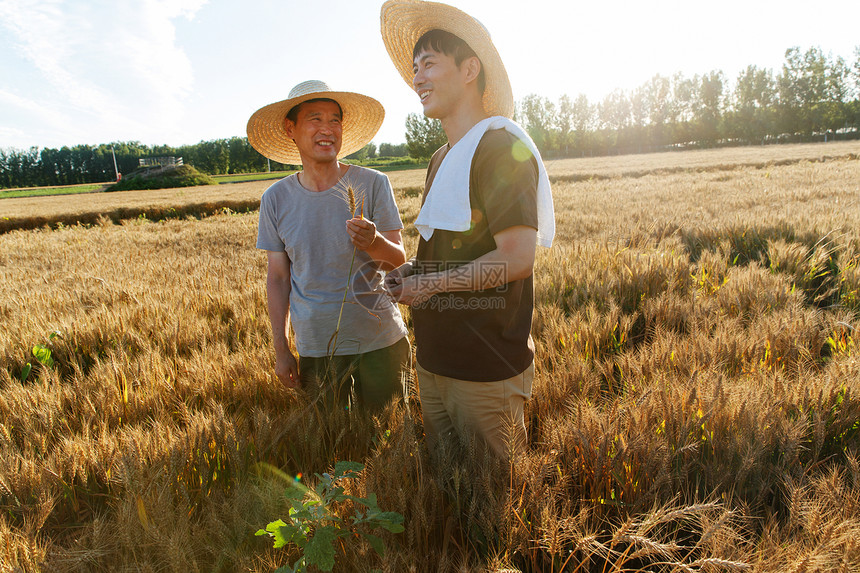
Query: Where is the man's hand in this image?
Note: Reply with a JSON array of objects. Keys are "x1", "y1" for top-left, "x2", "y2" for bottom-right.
[
  {"x1": 275, "y1": 349, "x2": 300, "y2": 388},
  {"x1": 346, "y1": 217, "x2": 377, "y2": 251},
  {"x1": 385, "y1": 274, "x2": 420, "y2": 306},
  {"x1": 384, "y1": 259, "x2": 415, "y2": 290},
  {"x1": 384, "y1": 260, "x2": 416, "y2": 304},
  {"x1": 386, "y1": 269, "x2": 438, "y2": 307}
]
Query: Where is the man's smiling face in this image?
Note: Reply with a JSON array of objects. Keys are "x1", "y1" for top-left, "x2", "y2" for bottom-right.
[
  {"x1": 286, "y1": 99, "x2": 343, "y2": 164},
  {"x1": 412, "y1": 47, "x2": 469, "y2": 120}
]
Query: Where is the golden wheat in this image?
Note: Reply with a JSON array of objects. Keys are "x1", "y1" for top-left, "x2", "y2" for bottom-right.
[{"x1": 1, "y1": 145, "x2": 859, "y2": 571}]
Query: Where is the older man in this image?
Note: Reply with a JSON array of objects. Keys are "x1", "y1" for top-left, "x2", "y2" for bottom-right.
[{"x1": 248, "y1": 80, "x2": 410, "y2": 410}]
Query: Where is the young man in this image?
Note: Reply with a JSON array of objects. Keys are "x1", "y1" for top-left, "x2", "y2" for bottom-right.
[
  {"x1": 248, "y1": 80, "x2": 410, "y2": 410},
  {"x1": 380, "y1": 2, "x2": 555, "y2": 457}
]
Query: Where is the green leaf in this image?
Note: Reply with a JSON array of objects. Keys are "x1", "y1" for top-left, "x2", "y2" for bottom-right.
[
  {"x1": 20, "y1": 363, "x2": 32, "y2": 382},
  {"x1": 316, "y1": 472, "x2": 333, "y2": 490},
  {"x1": 304, "y1": 526, "x2": 340, "y2": 571},
  {"x1": 372, "y1": 512, "x2": 405, "y2": 533},
  {"x1": 271, "y1": 526, "x2": 293, "y2": 549},
  {"x1": 257, "y1": 519, "x2": 284, "y2": 539},
  {"x1": 380, "y1": 522, "x2": 405, "y2": 534},
  {"x1": 287, "y1": 507, "x2": 313, "y2": 534},
  {"x1": 291, "y1": 500, "x2": 320, "y2": 516},
  {"x1": 327, "y1": 487, "x2": 347, "y2": 505},
  {"x1": 333, "y1": 461, "x2": 364, "y2": 478},
  {"x1": 261, "y1": 519, "x2": 305, "y2": 549},
  {"x1": 32, "y1": 344, "x2": 54, "y2": 368},
  {"x1": 361, "y1": 532, "x2": 385, "y2": 557}
]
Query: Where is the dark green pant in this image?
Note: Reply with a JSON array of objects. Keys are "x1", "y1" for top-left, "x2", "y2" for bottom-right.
[{"x1": 299, "y1": 337, "x2": 411, "y2": 411}]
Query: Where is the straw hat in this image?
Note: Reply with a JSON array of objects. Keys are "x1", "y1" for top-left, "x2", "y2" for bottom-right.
[
  {"x1": 380, "y1": 0, "x2": 513, "y2": 118},
  {"x1": 246, "y1": 80, "x2": 385, "y2": 165}
]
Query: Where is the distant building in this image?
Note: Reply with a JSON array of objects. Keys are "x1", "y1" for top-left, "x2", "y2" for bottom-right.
[
  {"x1": 138, "y1": 156, "x2": 184, "y2": 168},
  {"x1": 133, "y1": 156, "x2": 184, "y2": 178}
]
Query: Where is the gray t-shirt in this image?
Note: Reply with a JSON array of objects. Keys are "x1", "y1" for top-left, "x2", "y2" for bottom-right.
[{"x1": 256, "y1": 165, "x2": 407, "y2": 357}]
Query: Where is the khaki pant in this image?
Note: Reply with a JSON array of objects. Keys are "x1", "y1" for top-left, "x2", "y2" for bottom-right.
[{"x1": 416, "y1": 361, "x2": 534, "y2": 458}]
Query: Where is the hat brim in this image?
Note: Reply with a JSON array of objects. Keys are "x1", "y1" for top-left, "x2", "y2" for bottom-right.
[
  {"x1": 380, "y1": 0, "x2": 514, "y2": 119},
  {"x1": 246, "y1": 91, "x2": 385, "y2": 165}
]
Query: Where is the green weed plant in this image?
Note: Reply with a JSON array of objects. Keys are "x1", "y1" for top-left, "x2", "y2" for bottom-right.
[
  {"x1": 19, "y1": 330, "x2": 61, "y2": 382},
  {"x1": 257, "y1": 461, "x2": 404, "y2": 572}
]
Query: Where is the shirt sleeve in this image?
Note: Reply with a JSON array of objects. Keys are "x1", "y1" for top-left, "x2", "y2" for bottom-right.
[
  {"x1": 472, "y1": 130, "x2": 539, "y2": 237},
  {"x1": 370, "y1": 171, "x2": 404, "y2": 232},
  {"x1": 256, "y1": 188, "x2": 286, "y2": 252}
]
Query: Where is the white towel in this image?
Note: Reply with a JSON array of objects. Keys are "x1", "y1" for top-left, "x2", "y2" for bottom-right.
[{"x1": 414, "y1": 116, "x2": 555, "y2": 248}]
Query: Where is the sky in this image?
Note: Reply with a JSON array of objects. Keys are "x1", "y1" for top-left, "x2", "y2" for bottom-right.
[{"x1": 1, "y1": 0, "x2": 858, "y2": 151}]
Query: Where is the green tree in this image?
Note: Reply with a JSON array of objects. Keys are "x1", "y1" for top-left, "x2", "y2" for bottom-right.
[
  {"x1": 0, "y1": 149, "x2": 9, "y2": 188},
  {"x1": 378, "y1": 142, "x2": 408, "y2": 157},
  {"x1": 557, "y1": 94, "x2": 573, "y2": 154},
  {"x1": 226, "y1": 136, "x2": 261, "y2": 173},
  {"x1": 693, "y1": 71, "x2": 725, "y2": 144},
  {"x1": 644, "y1": 74, "x2": 672, "y2": 147},
  {"x1": 345, "y1": 143, "x2": 376, "y2": 161},
  {"x1": 628, "y1": 86, "x2": 647, "y2": 150},
  {"x1": 805, "y1": 48, "x2": 831, "y2": 134},
  {"x1": 823, "y1": 55, "x2": 851, "y2": 135},
  {"x1": 405, "y1": 113, "x2": 446, "y2": 160},
  {"x1": 192, "y1": 139, "x2": 230, "y2": 174},
  {"x1": 519, "y1": 94, "x2": 557, "y2": 154},
  {"x1": 570, "y1": 93, "x2": 595, "y2": 154},
  {"x1": 669, "y1": 73, "x2": 696, "y2": 144},
  {"x1": 851, "y1": 46, "x2": 860, "y2": 129},
  {"x1": 4, "y1": 147, "x2": 39, "y2": 188},
  {"x1": 853, "y1": 46, "x2": 860, "y2": 99},
  {"x1": 598, "y1": 89, "x2": 631, "y2": 131},
  {"x1": 729, "y1": 65, "x2": 776, "y2": 144},
  {"x1": 778, "y1": 47, "x2": 829, "y2": 136},
  {"x1": 597, "y1": 89, "x2": 631, "y2": 151}
]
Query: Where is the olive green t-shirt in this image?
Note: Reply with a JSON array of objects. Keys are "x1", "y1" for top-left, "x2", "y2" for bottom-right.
[{"x1": 412, "y1": 129, "x2": 539, "y2": 381}]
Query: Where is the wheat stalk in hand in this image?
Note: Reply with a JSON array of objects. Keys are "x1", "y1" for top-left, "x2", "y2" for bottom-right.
[{"x1": 328, "y1": 180, "x2": 366, "y2": 358}]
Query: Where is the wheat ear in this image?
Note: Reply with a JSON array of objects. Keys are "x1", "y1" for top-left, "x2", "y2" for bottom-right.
[{"x1": 328, "y1": 182, "x2": 364, "y2": 359}]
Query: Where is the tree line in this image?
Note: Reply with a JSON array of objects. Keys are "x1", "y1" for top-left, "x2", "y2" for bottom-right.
[
  {"x1": 406, "y1": 46, "x2": 860, "y2": 159},
  {"x1": 0, "y1": 135, "x2": 410, "y2": 190},
  {"x1": 0, "y1": 138, "x2": 270, "y2": 189},
  {"x1": 2, "y1": 46, "x2": 858, "y2": 189}
]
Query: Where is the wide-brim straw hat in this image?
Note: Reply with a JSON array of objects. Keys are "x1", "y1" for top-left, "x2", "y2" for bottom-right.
[
  {"x1": 246, "y1": 80, "x2": 385, "y2": 165},
  {"x1": 380, "y1": 0, "x2": 514, "y2": 118}
]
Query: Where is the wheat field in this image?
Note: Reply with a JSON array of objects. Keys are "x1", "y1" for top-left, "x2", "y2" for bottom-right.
[{"x1": 1, "y1": 142, "x2": 859, "y2": 572}]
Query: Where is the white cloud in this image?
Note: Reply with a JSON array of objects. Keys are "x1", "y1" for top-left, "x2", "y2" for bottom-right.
[{"x1": 0, "y1": 0, "x2": 208, "y2": 147}]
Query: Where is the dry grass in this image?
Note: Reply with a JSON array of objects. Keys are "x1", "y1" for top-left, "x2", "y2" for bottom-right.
[{"x1": 1, "y1": 144, "x2": 859, "y2": 572}]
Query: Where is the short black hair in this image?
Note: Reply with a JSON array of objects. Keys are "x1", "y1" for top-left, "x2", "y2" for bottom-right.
[
  {"x1": 412, "y1": 29, "x2": 486, "y2": 95},
  {"x1": 285, "y1": 98, "x2": 343, "y2": 124}
]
